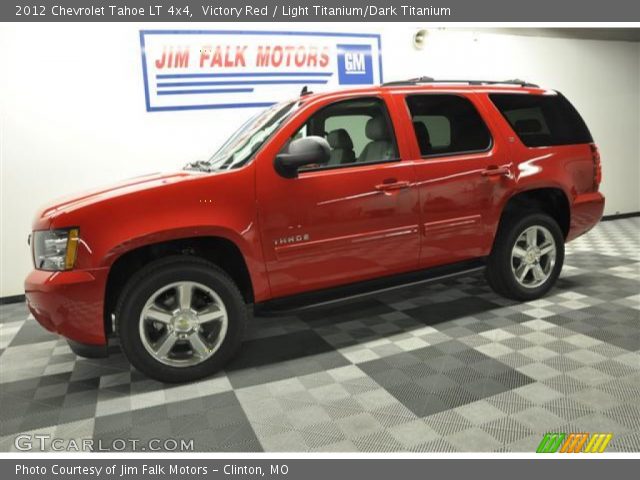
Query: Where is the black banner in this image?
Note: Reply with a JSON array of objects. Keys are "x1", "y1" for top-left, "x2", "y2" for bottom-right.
[
  {"x1": 3, "y1": 0, "x2": 640, "y2": 22},
  {"x1": 5, "y1": 459, "x2": 639, "y2": 480}
]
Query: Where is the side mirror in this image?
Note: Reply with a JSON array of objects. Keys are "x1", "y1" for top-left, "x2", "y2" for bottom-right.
[{"x1": 274, "y1": 136, "x2": 330, "y2": 178}]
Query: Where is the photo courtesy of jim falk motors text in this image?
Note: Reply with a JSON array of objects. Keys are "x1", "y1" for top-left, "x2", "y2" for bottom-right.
[
  {"x1": 15, "y1": 462, "x2": 271, "y2": 476},
  {"x1": 0, "y1": 0, "x2": 639, "y2": 477}
]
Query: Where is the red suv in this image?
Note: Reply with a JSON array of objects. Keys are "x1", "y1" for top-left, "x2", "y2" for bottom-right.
[{"x1": 25, "y1": 78, "x2": 604, "y2": 382}]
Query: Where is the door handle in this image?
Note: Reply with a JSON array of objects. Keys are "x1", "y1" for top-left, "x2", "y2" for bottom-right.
[
  {"x1": 481, "y1": 165, "x2": 510, "y2": 177},
  {"x1": 375, "y1": 180, "x2": 411, "y2": 192}
]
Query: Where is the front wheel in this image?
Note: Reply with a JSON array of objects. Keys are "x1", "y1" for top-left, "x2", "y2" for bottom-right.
[
  {"x1": 486, "y1": 212, "x2": 565, "y2": 301},
  {"x1": 116, "y1": 256, "x2": 246, "y2": 383}
]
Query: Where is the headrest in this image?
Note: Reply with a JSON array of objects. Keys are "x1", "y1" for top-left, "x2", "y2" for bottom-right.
[
  {"x1": 412, "y1": 121, "x2": 430, "y2": 143},
  {"x1": 327, "y1": 129, "x2": 354, "y2": 150},
  {"x1": 365, "y1": 116, "x2": 390, "y2": 141},
  {"x1": 514, "y1": 119, "x2": 542, "y2": 134}
]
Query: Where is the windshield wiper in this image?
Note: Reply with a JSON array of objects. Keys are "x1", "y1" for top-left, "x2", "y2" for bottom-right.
[{"x1": 184, "y1": 160, "x2": 213, "y2": 172}]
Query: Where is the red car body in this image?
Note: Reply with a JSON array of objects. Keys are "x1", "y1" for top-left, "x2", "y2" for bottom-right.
[{"x1": 25, "y1": 83, "x2": 605, "y2": 348}]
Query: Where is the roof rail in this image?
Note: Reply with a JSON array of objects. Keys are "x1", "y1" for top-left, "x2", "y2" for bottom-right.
[{"x1": 382, "y1": 77, "x2": 539, "y2": 88}]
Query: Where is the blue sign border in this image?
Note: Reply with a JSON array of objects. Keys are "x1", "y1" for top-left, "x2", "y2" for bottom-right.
[{"x1": 139, "y1": 29, "x2": 383, "y2": 112}]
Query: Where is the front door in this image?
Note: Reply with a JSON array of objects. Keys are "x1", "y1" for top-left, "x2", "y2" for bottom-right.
[{"x1": 256, "y1": 95, "x2": 420, "y2": 299}]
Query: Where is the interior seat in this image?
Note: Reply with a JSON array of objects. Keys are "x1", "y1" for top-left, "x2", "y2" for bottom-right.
[
  {"x1": 513, "y1": 118, "x2": 550, "y2": 146},
  {"x1": 327, "y1": 129, "x2": 356, "y2": 165},
  {"x1": 359, "y1": 116, "x2": 395, "y2": 162},
  {"x1": 514, "y1": 118, "x2": 543, "y2": 134},
  {"x1": 412, "y1": 121, "x2": 431, "y2": 155}
]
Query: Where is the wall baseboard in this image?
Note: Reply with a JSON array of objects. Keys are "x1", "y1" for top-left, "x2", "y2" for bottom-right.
[
  {"x1": 602, "y1": 211, "x2": 640, "y2": 221},
  {"x1": 0, "y1": 212, "x2": 637, "y2": 306},
  {"x1": 0, "y1": 294, "x2": 25, "y2": 305}
]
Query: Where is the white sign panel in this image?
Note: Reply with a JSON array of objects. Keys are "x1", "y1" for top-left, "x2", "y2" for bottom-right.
[{"x1": 140, "y1": 30, "x2": 383, "y2": 112}]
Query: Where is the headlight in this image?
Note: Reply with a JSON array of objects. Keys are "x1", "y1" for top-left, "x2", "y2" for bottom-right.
[{"x1": 32, "y1": 228, "x2": 80, "y2": 271}]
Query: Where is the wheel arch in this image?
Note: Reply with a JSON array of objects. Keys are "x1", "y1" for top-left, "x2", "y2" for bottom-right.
[
  {"x1": 103, "y1": 235, "x2": 255, "y2": 337},
  {"x1": 496, "y1": 186, "x2": 571, "y2": 242}
]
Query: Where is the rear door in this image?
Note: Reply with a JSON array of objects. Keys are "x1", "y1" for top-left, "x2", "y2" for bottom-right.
[{"x1": 394, "y1": 92, "x2": 513, "y2": 268}]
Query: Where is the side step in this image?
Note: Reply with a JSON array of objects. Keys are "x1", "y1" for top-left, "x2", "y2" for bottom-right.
[{"x1": 255, "y1": 259, "x2": 486, "y2": 316}]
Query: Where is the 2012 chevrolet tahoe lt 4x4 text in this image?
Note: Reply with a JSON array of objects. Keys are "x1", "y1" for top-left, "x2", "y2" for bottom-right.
[{"x1": 25, "y1": 78, "x2": 605, "y2": 382}]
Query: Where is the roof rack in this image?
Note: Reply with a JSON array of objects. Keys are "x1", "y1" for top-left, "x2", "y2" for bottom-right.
[{"x1": 382, "y1": 77, "x2": 539, "y2": 88}]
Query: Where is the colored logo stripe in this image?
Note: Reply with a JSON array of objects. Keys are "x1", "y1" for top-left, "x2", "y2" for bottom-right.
[
  {"x1": 584, "y1": 433, "x2": 613, "y2": 453},
  {"x1": 537, "y1": 433, "x2": 566, "y2": 453},
  {"x1": 157, "y1": 79, "x2": 330, "y2": 88},
  {"x1": 560, "y1": 433, "x2": 589, "y2": 453},
  {"x1": 156, "y1": 72, "x2": 334, "y2": 79},
  {"x1": 156, "y1": 88, "x2": 254, "y2": 96},
  {"x1": 536, "y1": 433, "x2": 613, "y2": 453}
]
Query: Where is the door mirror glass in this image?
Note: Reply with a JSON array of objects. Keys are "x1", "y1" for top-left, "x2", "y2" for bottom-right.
[{"x1": 274, "y1": 136, "x2": 330, "y2": 178}]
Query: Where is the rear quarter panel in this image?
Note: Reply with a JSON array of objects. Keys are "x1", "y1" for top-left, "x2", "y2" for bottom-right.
[{"x1": 477, "y1": 93, "x2": 601, "y2": 243}]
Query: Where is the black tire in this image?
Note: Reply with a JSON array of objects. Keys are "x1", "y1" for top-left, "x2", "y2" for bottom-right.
[
  {"x1": 115, "y1": 256, "x2": 246, "y2": 383},
  {"x1": 486, "y1": 212, "x2": 564, "y2": 301}
]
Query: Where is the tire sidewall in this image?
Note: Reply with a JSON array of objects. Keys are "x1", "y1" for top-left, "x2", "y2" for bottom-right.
[
  {"x1": 117, "y1": 258, "x2": 245, "y2": 383},
  {"x1": 497, "y1": 213, "x2": 565, "y2": 300}
]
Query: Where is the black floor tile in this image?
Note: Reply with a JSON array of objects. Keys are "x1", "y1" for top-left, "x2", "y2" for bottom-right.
[
  {"x1": 360, "y1": 341, "x2": 534, "y2": 417},
  {"x1": 405, "y1": 297, "x2": 500, "y2": 325}
]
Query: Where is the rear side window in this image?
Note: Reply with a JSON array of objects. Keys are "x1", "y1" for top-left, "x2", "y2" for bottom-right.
[
  {"x1": 490, "y1": 93, "x2": 592, "y2": 147},
  {"x1": 406, "y1": 95, "x2": 492, "y2": 157}
]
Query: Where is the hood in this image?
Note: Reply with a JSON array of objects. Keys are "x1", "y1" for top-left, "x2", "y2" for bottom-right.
[{"x1": 36, "y1": 171, "x2": 204, "y2": 225}]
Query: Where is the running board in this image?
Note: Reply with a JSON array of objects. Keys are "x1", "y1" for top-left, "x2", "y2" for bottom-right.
[{"x1": 255, "y1": 259, "x2": 486, "y2": 316}]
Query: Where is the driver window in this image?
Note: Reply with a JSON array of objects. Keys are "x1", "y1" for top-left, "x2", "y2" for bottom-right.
[
  {"x1": 291, "y1": 124, "x2": 307, "y2": 141},
  {"x1": 287, "y1": 97, "x2": 399, "y2": 172}
]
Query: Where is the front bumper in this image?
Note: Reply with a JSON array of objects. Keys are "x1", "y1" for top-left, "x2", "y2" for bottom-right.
[
  {"x1": 24, "y1": 267, "x2": 109, "y2": 346},
  {"x1": 567, "y1": 191, "x2": 605, "y2": 242}
]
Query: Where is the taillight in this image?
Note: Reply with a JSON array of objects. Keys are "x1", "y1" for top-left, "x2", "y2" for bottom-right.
[{"x1": 590, "y1": 144, "x2": 602, "y2": 191}]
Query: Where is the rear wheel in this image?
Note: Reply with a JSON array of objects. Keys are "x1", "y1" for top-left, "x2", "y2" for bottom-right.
[
  {"x1": 486, "y1": 212, "x2": 564, "y2": 301},
  {"x1": 116, "y1": 256, "x2": 246, "y2": 383}
]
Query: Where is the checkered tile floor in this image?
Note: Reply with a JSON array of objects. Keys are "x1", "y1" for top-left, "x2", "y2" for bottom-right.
[{"x1": 1, "y1": 218, "x2": 638, "y2": 452}]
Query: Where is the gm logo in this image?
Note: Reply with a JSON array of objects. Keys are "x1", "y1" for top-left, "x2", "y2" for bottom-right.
[
  {"x1": 536, "y1": 432, "x2": 613, "y2": 453},
  {"x1": 337, "y1": 44, "x2": 373, "y2": 85}
]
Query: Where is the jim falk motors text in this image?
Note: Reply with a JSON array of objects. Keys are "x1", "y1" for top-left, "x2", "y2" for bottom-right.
[{"x1": 154, "y1": 44, "x2": 332, "y2": 69}]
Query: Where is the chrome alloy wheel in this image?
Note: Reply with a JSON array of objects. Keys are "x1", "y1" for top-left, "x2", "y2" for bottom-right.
[
  {"x1": 139, "y1": 281, "x2": 228, "y2": 367},
  {"x1": 510, "y1": 225, "x2": 557, "y2": 289}
]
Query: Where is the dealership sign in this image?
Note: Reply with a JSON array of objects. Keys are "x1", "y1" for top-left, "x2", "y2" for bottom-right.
[{"x1": 139, "y1": 30, "x2": 383, "y2": 112}]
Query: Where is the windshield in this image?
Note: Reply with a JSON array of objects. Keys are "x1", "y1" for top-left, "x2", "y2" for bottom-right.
[{"x1": 186, "y1": 101, "x2": 298, "y2": 172}]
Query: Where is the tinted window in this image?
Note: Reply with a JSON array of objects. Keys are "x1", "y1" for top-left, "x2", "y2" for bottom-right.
[
  {"x1": 406, "y1": 95, "x2": 492, "y2": 157},
  {"x1": 412, "y1": 115, "x2": 451, "y2": 148},
  {"x1": 324, "y1": 115, "x2": 370, "y2": 157},
  {"x1": 289, "y1": 97, "x2": 399, "y2": 170},
  {"x1": 490, "y1": 93, "x2": 592, "y2": 147}
]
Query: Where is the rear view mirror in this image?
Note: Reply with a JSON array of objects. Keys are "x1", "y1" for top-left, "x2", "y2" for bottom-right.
[{"x1": 274, "y1": 136, "x2": 330, "y2": 178}]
